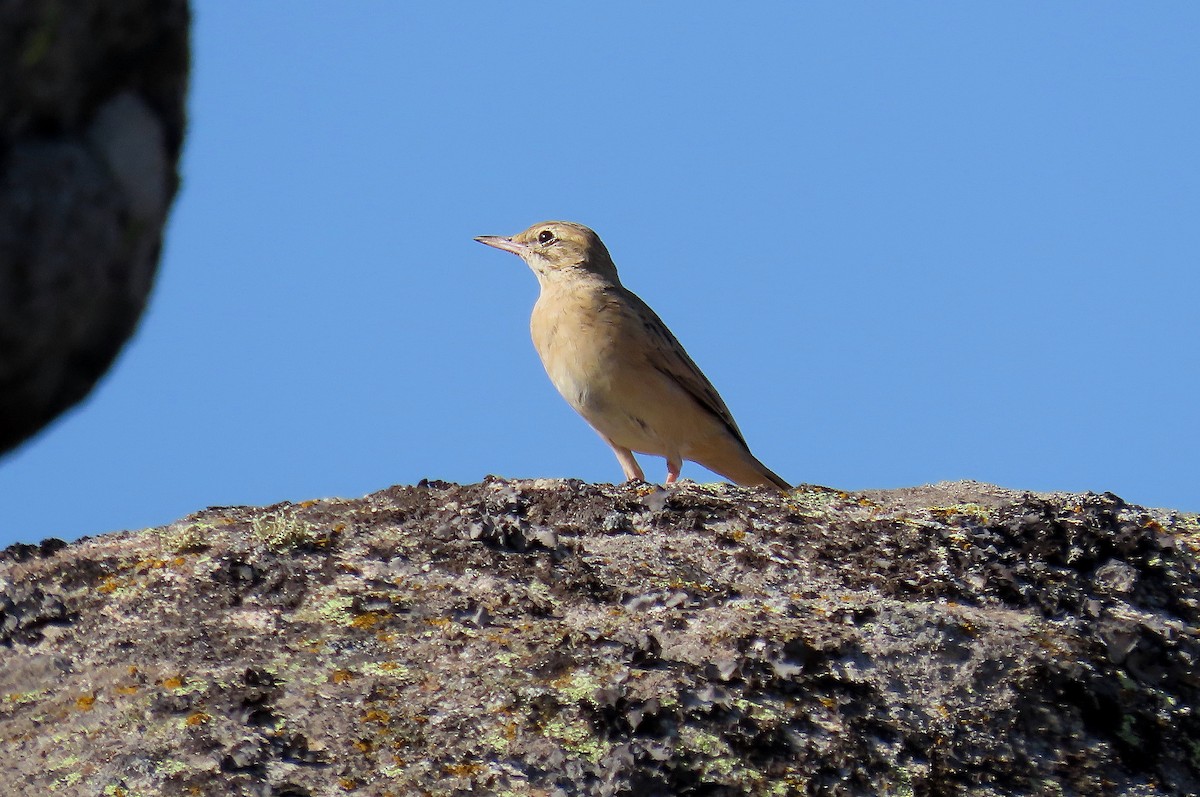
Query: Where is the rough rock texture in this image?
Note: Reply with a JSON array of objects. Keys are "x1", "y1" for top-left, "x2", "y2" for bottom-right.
[
  {"x1": 0, "y1": 479, "x2": 1197, "y2": 796},
  {"x1": 0, "y1": 0, "x2": 189, "y2": 454}
]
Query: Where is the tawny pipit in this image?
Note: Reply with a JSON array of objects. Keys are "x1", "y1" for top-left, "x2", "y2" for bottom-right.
[{"x1": 475, "y1": 221, "x2": 789, "y2": 490}]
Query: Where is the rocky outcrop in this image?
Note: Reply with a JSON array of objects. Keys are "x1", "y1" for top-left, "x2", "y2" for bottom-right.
[
  {"x1": 0, "y1": 479, "x2": 1197, "y2": 796},
  {"x1": 0, "y1": 0, "x2": 189, "y2": 454}
]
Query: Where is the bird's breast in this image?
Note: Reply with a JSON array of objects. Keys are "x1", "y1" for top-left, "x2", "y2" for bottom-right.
[
  {"x1": 530, "y1": 288, "x2": 622, "y2": 413},
  {"x1": 529, "y1": 285, "x2": 688, "y2": 457}
]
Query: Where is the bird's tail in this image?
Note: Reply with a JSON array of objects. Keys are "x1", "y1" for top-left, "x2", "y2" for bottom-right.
[{"x1": 702, "y1": 449, "x2": 792, "y2": 491}]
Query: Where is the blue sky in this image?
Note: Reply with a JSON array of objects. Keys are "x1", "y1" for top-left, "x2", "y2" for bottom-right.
[{"x1": 2, "y1": 5, "x2": 1197, "y2": 546}]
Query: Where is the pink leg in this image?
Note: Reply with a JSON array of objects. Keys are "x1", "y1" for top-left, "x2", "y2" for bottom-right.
[
  {"x1": 665, "y1": 455, "x2": 682, "y2": 484},
  {"x1": 605, "y1": 439, "x2": 645, "y2": 482}
]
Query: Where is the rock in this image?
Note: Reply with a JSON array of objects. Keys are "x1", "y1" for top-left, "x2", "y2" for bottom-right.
[
  {"x1": 0, "y1": 0, "x2": 189, "y2": 454},
  {"x1": 0, "y1": 479, "x2": 1197, "y2": 796}
]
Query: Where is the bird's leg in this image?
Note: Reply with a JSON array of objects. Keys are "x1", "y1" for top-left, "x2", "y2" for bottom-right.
[
  {"x1": 665, "y1": 455, "x2": 682, "y2": 484},
  {"x1": 605, "y1": 439, "x2": 645, "y2": 482}
]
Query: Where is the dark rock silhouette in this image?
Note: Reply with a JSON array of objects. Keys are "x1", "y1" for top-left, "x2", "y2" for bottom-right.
[
  {"x1": 0, "y1": 0, "x2": 189, "y2": 454},
  {"x1": 0, "y1": 479, "x2": 1196, "y2": 795}
]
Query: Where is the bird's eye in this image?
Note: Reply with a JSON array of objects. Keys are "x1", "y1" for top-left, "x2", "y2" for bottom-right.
[{"x1": 537, "y1": 230, "x2": 556, "y2": 245}]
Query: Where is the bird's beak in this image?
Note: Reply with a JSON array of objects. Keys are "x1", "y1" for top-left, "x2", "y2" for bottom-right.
[{"x1": 474, "y1": 235, "x2": 527, "y2": 256}]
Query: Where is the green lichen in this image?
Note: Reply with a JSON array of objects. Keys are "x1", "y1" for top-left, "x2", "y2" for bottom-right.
[
  {"x1": 154, "y1": 758, "x2": 189, "y2": 777},
  {"x1": 252, "y1": 509, "x2": 317, "y2": 551},
  {"x1": 481, "y1": 727, "x2": 511, "y2": 752},
  {"x1": 1036, "y1": 779, "x2": 1066, "y2": 796},
  {"x1": 525, "y1": 579, "x2": 556, "y2": 604},
  {"x1": 1114, "y1": 670, "x2": 1138, "y2": 692},
  {"x1": 313, "y1": 595, "x2": 355, "y2": 626},
  {"x1": 767, "y1": 777, "x2": 810, "y2": 796},
  {"x1": 58, "y1": 771, "x2": 83, "y2": 788},
  {"x1": 551, "y1": 668, "x2": 605, "y2": 705},
  {"x1": 1117, "y1": 714, "x2": 1141, "y2": 748},
  {"x1": 380, "y1": 763, "x2": 405, "y2": 778},
  {"x1": 739, "y1": 695, "x2": 788, "y2": 723},
  {"x1": 889, "y1": 766, "x2": 916, "y2": 797},
  {"x1": 929, "y1": 503, "x2": 992, "y2": 523},
  {"x1": 679, "y1": 725, "x2": 727, "y2": 757},
  {"x1": 542, "y1": 715, "x2": 609, "y2": 763},
  {"x1": 784, "y1": 485, "x2": 854, "y2": 517},
  {"x1": 102, "y1": 785, "x2": 142, "y2": 797},
  {"x1": 701, "y1": 753, "x2": 737, "y2": 777},
  {"x1": 362, "y1": 661, "x2": 412, "y2": 680},
  {"x1": 4, "y1": 688, "x2": 50, "y2": 705},
  {"x1": 155, "y1": 521, "x2": 213, "y2": 553},
  {"x1": 678, "y1": 726, "x2": 775, "y2": 785}
]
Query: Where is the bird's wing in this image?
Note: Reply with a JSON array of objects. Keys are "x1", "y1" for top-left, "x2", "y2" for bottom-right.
[{"x1": 619, "y1": 288, "x2": 750, "y2": 449}]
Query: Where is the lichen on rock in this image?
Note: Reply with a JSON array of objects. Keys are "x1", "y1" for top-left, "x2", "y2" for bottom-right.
[{"x1": 0, "y1": 479, "x2": 1197, "y2": 796}]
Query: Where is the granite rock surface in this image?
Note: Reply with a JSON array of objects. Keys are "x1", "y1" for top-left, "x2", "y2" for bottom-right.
[{"x1": 0, "y1": 479, "x2": 1197, "y2": 796}]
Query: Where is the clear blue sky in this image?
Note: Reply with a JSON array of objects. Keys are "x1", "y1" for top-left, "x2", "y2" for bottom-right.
[{"x1": 2, "y1": 5, "x2": 1197, "y2": 546}]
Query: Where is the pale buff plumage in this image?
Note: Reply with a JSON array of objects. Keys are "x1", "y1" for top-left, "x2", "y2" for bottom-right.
[{"x1": 474, "y1": 221, "x2": 789, "y2": 490}]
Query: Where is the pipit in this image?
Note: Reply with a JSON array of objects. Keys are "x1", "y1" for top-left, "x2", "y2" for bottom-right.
[{"x1": 475, "y1": 221, "x2": 789, "y2": 490}]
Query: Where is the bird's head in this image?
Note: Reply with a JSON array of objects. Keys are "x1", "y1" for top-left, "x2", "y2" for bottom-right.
[{"x1": 475, "y1": 221, "x2": 620, "y2": 286}]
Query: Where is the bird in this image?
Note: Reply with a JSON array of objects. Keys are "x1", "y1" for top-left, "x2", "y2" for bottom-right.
[{"x1": 474, "y1": 221, "x2": 790, "y2": 491}]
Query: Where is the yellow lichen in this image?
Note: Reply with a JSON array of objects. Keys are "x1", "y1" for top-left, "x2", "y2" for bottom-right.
[
  {"x1": 362, "y1": 708, "x2": 391, "y2": 725},
  {"x1": 350, "y1": 611, "x2": 388, "y2": 629}
]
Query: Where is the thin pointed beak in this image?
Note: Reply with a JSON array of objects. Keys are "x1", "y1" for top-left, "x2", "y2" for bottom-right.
[{"x1": 474, "y1": 235, "x2": 528, "y2": 256}]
